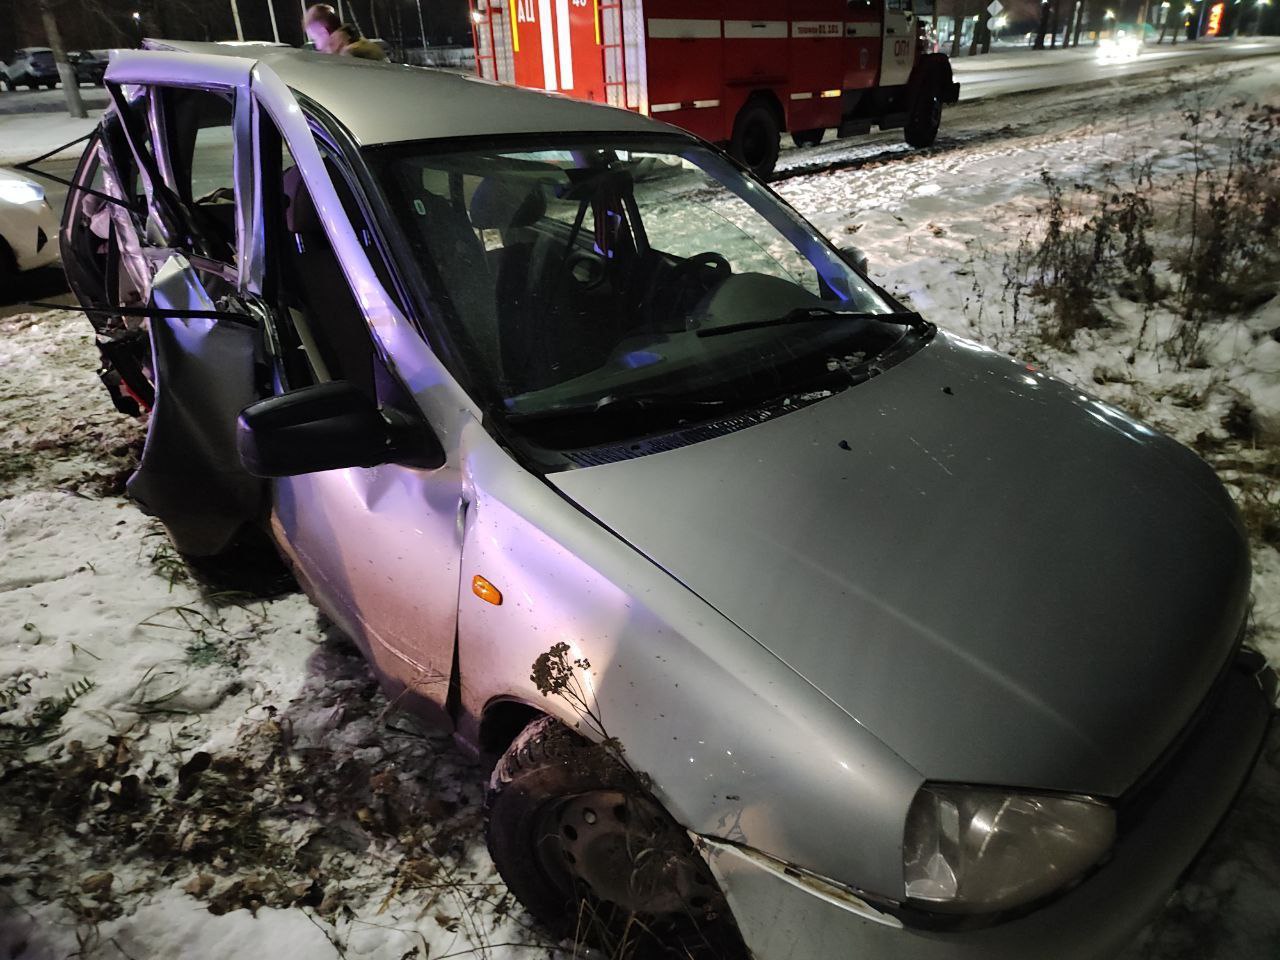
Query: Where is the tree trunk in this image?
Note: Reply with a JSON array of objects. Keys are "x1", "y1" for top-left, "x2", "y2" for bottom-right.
[
  {"x1": 1035, "y1": 0, "x2": 1051, "y2": 47},
  {"x1": 229, "y1": 0, "x2": 244, "y2": 41},
  {"x1": 1049, "y1": 0, "x2": 1061, "y2": 46},
  {"x1": 951, "y1": 0, "x2": 965, "y2": 59},
  {"x1": 970, "y1": 8, "x2": 990, "y2": 54},
  {"x1": 1073, "y1": 0, "x2": 1087, "y2": 44},
  {"x1": 370, "y1": 0, "x2": 381, "y2": 39},
  {"x1": 38, "y1": 0, "x2": 86, "y2": 119}
]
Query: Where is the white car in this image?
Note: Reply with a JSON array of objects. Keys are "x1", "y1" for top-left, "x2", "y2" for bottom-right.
[
  {"x1": 0, "y1": 168, "x2": 59, "y2": 281},
  {"x1": 1097, "y1": 31, "x2": 1142, "y2": 61}
]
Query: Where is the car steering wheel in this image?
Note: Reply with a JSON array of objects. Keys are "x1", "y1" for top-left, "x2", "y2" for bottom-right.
[
  {"x1": 668, "y1": 252, "x2": 731, "y2": 329},
  {"x1": 672, "y1": 251, "x2": 731, "y2": 285}
]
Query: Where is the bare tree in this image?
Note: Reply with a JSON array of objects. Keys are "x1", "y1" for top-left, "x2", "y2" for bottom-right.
[
  {"x1": 951, "y1": 0, "x2": 966, "y2": 57},
  {"x1": 37, "y1": 0, "x2": 86, "y2": 119},
  {"x1": 1034, "y1": 0, "x2": 1052, "y2": 47},
  {"x1": 970, "y1": 5, "x2": 992, "y2": 53},
  {"x1": 1072, "y1": 0, "x2": 1087, "y2": 45}
]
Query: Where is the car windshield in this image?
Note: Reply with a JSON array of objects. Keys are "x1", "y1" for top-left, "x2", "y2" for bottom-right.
[{"x1": 367, "y1": 137, "x2": 915, "y2": 447}]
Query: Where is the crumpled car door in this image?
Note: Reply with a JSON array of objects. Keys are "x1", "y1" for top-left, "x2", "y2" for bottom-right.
[
  {"x1": 98, "y1": 52, "x2": 269, "y2": 557},
  {"x1": 128, "y1": 256, "x2": 265, "y2": 557}
]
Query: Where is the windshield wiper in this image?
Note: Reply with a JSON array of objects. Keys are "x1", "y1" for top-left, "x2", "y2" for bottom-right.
[
  {"x1": 505, "y1": 392, "x2": 730, "y2": 424},
  {"x1": 696, "y1": 307, "x2": 924, "y2": 338}
]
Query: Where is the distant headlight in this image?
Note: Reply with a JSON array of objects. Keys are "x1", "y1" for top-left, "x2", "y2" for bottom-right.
[
  {"x1": 903, "y1": 783, "x2": 1115, "y2": 912},
  {"x1": 0, "y1": 178, "x2": 45, "y2": 205}
]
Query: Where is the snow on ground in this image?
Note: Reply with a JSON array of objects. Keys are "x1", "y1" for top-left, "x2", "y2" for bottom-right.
[
  {"x1": 0, "y1": 111, "x2": 102, "y2": 166},
  {"x1": 2, "y1": 54, "x2": 1280, "y2": 959},
  {"x1": 0, "y1": 316, "x2": 551, "y2": 959}
]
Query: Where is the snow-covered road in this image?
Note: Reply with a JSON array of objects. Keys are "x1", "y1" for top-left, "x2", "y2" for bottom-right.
[{"x1": 2, "y1": 54, "x2": 1278, "y2": 960}]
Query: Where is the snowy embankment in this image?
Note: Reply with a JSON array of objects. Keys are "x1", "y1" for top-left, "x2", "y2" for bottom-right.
[
  {"x1": 3, "y1": 57, "x2": 1279, "y2": 959},
  {"x1": 0, "y1": 112, "x2": 101, "y2": 166}
]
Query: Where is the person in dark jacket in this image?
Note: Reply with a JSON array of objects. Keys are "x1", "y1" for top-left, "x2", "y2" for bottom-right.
[{"x1": 302, "y1": 4, "x2": 387, "y2": 61}]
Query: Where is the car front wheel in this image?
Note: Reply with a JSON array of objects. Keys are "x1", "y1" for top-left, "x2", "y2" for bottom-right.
[
  {"x1": 486, "y1": 715, "x2": 748, "y2": 958},
  {"x1": 729, "y1": 101, "x2": 781, "y2": 179},
  {"x1": 905, "y1": 81, "x2": 943, "y2": 149}
]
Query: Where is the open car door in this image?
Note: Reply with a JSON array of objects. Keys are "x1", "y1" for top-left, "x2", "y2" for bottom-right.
[{"x1": 77, "y1": 50, "x2": 270, "y2": 558}]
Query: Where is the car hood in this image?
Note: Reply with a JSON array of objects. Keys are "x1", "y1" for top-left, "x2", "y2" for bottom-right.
[{"x1": 550, "y1": 331, "x2": 1250, "y2": 797}]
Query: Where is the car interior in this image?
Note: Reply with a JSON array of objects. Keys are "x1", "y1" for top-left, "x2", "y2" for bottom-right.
[{"x1": 379, "y1": 153, "x2": 767, "y2": 398}]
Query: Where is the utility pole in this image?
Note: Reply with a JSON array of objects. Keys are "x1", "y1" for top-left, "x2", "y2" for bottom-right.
[
  {"x1": 414, "y1": 0, "x2": 428, "y2": 63},
  {"x1": 37, "y1": 0, "x2": 86, "y2": 119}
]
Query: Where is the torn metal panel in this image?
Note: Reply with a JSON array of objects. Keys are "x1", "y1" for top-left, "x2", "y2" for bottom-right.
[{"x1": 126, "y1": 255, "x2": 264, "y2": 556}]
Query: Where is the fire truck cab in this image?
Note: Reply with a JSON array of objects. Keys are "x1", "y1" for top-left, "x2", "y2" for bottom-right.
[{"x1": 472, "y1": 0, "x2": 959, "y2": 177}]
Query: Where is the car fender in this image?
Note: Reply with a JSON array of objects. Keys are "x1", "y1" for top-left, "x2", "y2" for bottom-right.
[{"x1": 454, "y1": 419, "x2": 924, "y2": 901}]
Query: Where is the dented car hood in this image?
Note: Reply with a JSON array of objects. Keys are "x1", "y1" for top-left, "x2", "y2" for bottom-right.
[{"x1": 549, "y1": 331, "x2": 1250, "y2": 798}]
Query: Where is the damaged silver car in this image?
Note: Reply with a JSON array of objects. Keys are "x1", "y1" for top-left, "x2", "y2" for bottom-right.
[{"x1": 60, "y1": 41, "x2": 1275, "y2": 960}]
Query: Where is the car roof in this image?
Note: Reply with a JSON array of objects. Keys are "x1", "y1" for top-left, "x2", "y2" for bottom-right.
[
  {"x1": 143, "y1": 40, "x2": 674, "y2": 149},
  {"x1": 19, "y1": 47, "x2": 53, "y2": 54}
]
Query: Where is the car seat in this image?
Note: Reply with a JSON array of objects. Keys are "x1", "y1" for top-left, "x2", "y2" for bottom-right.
[{"x1": 282, "y1": 164, "x2": 375, "y2": 398}]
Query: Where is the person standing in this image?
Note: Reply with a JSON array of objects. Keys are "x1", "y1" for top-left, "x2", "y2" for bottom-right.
[{"x1": 302, "y1": 4, "x2": 387, "y2": 60}]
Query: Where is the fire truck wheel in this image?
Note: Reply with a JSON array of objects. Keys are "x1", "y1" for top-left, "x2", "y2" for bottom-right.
[
  {"x1": 730, "y1": 102, "x2": 781, "y2": 178},
  {"x1": 904, "y1": 82, "x2": 943, "y2": 149},
  {"x1": 791, "y1": 128, "x2": 825, "y2": 148}
]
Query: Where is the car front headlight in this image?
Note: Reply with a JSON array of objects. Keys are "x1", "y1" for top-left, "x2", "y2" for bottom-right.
[
  {"x1": 903, "y1": 782, "x2": 1115, "y2": 913},
  {"x1": 0, "y1": 178, "x2": 45, "y2": 205}
]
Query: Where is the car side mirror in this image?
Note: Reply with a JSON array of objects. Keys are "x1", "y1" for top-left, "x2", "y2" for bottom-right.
[
  {"x1": 236, "y1": 380, "x2": 444, "y2": 477},
  {"x1": 837, "y1": 243, "x2": 869, "y2": 275}
]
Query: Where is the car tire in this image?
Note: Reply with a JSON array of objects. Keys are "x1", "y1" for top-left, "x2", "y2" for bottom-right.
[
  {"x1": 0, "y1": 238, "x2": 17, "y2": 283},
  {"x1": 791, "y1": 127, "x2": 825, "y2": 148},
  {"x1": 486, "y1": 715, "x2": 748, "y2": 959},
  {"x1": 904, "y1": 80, "x2": 943, "y2": 149},
  {"x1": 729, "y1": 101, "x2": 781, "y2": 179}
]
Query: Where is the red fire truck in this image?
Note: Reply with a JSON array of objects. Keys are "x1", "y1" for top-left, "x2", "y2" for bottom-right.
[{"x1": 471, "y1": 0, "x2": 959, "y2": 177}]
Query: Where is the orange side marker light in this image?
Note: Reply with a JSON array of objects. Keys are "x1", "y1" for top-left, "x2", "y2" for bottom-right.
[{"x1": 473, "y1": 575, "x2": 503, "y2": 605}]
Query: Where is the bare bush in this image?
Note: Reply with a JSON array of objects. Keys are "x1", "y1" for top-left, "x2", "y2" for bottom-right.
[{"x1": 1006, "y1": 102, "x2": 1279, "y2": 364}]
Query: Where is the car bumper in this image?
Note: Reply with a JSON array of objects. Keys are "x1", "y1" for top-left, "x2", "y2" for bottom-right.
[
  {"x1": 3, "y1": 198, "x2": 60, "y2": 271},
  {"x1": 701, "y1": 654, "x2": 1275, "y2": 960}
]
